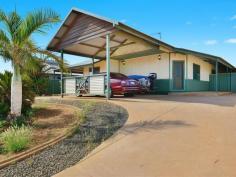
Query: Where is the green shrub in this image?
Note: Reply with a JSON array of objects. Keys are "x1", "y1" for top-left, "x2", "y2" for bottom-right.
[
  {"x1": 0, "y1": 71, "x2": 11, "y2": 117},
  {"x1": 0, "y1": 71, "x2": 36, "y2": 119},
  {"x1": 0, "y1": 120, "x2": 7, "y2": 129},
  {"x1": 0, "y1": 102, "x2": 9, "y2": 118},
  {"x1": 1, "y1": 125, "x2": 32, "y2": 153}
]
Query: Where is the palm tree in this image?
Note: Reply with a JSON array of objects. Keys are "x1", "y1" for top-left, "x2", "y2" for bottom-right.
[{"x1": 0, "y1": 9, "x2": 62, "y2": 117}]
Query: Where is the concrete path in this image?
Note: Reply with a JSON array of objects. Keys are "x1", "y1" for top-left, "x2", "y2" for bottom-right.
[{"x1": 54, "y1": 95, "x2": 236, "y2": 177}]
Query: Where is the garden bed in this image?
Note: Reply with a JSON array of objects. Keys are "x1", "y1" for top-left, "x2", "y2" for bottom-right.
[
  {"x1": 31, "y1": 104, "x2": 78, "y2": 146},
  {"x1": 0, "y1": 103, "x2": 78, "y2": 162},
  {"x1": 0, "y1": 98, "x2": 128, "y2": 177}
]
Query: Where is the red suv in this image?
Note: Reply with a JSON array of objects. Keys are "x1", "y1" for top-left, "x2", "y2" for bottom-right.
[{"x1": 109, "y1": 72, "x2": 140, "y2": 97}]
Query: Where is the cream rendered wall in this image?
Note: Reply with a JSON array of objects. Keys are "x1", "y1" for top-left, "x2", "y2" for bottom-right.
[
  {"x1": 187, "y1": 55, "x2": 213, "y2": 81},
  {"x1": 170, "y1": 53, "x2": 213, "y2": 81},
  {"x1": 82, "y1": 53, "x2": 213, "y2": 82},
  {"x1": 83, "y1": 59, "x2": 119, "y2": 75},
  {"x1": 83, "y1": 67, "x2": 89, "y2": 75},
  {"x1": 169, "y1": 53, "x2": 187, "y2": 80},
  {"x1": 119, "y1": 53, "x2": 170, "y2": 79},
  {"x1": 110, "y1": 60, "x2": 120, "y2": 73}
]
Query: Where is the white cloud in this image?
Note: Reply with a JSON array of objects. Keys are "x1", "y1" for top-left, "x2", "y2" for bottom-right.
[
  {"x1": 185, "y1": 21, "x2": 192, "y2": 25},
  {"x1": 120, "y1": 19, "x2": 127, "y2": 23},
  {"x1": 225, "y1": 38, "x2": 236, "y2": 44},
  {"x1": 230, "y1": 15, "x2": 236, "y2": 20},
  {"x1": 204, "y1": 40, "x2": 218, "y2": 45}
]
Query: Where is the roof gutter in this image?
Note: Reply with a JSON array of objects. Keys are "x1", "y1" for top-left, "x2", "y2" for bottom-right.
[{"x1": 174, "y1": 48, "x2": 234, "y2": 69}]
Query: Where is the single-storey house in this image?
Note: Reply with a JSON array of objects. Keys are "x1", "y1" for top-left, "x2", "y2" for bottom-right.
[{"x1": 47, "y1": 8, "x2": 235, "y2": 97}]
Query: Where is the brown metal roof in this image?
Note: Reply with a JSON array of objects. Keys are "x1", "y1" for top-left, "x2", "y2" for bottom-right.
[{"x1": 47, "y1": 8, "x2": 235, "y2": 69}]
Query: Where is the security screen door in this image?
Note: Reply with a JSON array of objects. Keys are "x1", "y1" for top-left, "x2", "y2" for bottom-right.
[{"x1": 173, "y1": 61, "x2": 184, "y2": 90}]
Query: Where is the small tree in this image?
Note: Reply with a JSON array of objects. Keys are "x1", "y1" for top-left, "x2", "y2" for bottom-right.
[{"x1": 0, "y1": 9, "x2": 62, "y2": 117}]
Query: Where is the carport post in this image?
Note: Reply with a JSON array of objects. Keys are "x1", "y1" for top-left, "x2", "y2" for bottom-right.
[
  {"x1": 106, "y1": 34, "x2": 111, "y2": 99},
  {"x1": 215, "y1": 60, "x2": 218, "y2": 92},
  {"x1": 168, "y1": 52, "x2": 171, "y2": 91},
  {"x1": 92, "y1": 58, "x2": 94, "y2": 74},
  {"x1": 53, "y1": 70, "x2": 55, "y2": 94},
  {"x1": 60, "y1": 50, "x2": 64, "y2": 98}
]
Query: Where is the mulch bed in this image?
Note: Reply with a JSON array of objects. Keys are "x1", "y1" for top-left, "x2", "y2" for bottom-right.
[{"x1": 0, "y1": 98, "x2": 128, "y2": 177}]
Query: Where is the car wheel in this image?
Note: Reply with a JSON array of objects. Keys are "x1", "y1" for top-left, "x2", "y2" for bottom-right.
[{"x1": 124, "y1": 93, "x2": 134, "y2": 97}]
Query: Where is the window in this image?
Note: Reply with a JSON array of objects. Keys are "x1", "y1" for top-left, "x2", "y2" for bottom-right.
[
  {"x1": 193, "y1": 64, "x2": 200, "y2": 80},
  {"x1": 89, "y1": 67, "x2": 100, "y2": 74}
]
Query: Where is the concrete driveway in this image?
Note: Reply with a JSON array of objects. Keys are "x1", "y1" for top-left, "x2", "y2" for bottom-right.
[{"x1": 55, "y1": 94, "x2": 236, "y2": 177}]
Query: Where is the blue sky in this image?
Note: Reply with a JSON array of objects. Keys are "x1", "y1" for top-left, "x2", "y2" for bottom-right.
[{"x1": 1, "y1": 0, "x2": 236, "y2": 72}]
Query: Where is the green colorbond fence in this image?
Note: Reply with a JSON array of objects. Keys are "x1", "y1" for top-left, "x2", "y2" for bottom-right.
[
  {"x1": 209, "y1": 73, "x2": 236, "y2": 92},
  {"x1": 153, "y1": 79, "x2": 170, "y2": 94},
  {"x1": 47, "y1": 79, "x2": 61, "y2": 95},
  {"x1": 186, "y1": 80, "x2": 209, "y2": 92},
  {"x1": 153, "y1": 79, "x2": 210, "y2": 93},
  {"x1": 46, "y1": 74, "x2": 236, "y2": 95},
  {"x1": 231, "y1": 73, "x2": 236, "y2": 92}
]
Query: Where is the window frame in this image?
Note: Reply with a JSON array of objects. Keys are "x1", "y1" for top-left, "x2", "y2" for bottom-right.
[
  {"x1": 193, "y1": 63, "x2": 200, "y2": 81},
  {"x1": 89, "y1": 67, "x2": 100, "y2": 74}
]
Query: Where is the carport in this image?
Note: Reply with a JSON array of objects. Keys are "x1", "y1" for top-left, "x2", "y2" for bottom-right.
[
  {"x1": 47, "y1": 8, "x2": 172, "y2": 99},
  {"x1": 47, "y1": 8, "x2": 235, "y2": 97}
]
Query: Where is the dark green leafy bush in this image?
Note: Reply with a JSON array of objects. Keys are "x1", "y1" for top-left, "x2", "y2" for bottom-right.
[{"x1": 0, "y1": 71, "x2": 35, "y2": 120}]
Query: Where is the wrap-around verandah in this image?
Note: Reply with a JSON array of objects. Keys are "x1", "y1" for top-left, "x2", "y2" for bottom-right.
[{"x1": 47, "y1": 8, "x2": 235, "y2": 98}]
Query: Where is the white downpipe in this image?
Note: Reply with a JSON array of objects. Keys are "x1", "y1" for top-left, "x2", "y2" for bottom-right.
[{"x1": 10, "y1": 65, "x2": 22, "y2": 116}]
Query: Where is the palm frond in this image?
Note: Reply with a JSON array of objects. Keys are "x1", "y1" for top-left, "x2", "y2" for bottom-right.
[
  {"x1": 0, "y1": 32, "x2": 12, "y2": 62},
  {"x1": 19, "y1": 40, "x2": 66, "y2": 72},
  {"x1": 19, "y1": 8, "x2": 60, "y2": 41},
  {"x1": 36, "y1": 49, "x2": 67, "y2": 72},
  {"x1": 0, "y1": 50, "x2": 11, "y2": 62},
  {"x1": 0, "y1": 29, "x2": 10, "y2": 44},
  {"x1": 0, "y1": 8, "x2": 62, "y2": 74},
  {"x1": 0, "y1": 9, "x2": 22, "y2": 42},
  {"x1": 0, "y1": 9, "x2": 7, "y2": 23},
  {"x1": 22, "y1": 55, "x2": 41, "y2": 74}
]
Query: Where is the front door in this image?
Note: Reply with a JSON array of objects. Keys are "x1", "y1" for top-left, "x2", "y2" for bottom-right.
[{"x1": 173, "y1": 61, "x2": 184, "y2": 90}]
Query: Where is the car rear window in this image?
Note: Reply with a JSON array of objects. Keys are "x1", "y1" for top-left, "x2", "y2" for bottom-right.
[{"x1": 110, "y1": 73, "x2": 128, "y2": 79}]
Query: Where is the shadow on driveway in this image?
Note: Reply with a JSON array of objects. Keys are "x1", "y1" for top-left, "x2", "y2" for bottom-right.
[{"x1": 120, "y1": 120, "x2": 194, "y2": 135}]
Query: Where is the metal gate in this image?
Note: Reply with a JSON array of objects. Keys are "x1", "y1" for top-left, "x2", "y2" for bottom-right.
[{"x1": 63, "y1": 74, "x2": 106, "y2": 96}]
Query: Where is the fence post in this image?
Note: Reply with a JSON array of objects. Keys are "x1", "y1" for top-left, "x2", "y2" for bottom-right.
[
  {"x1": 215, "y1": 61, "x2": 218, "y2": 92},
  {"x1": 61, "y1": 50, "x2": 64, "y2": 98}
]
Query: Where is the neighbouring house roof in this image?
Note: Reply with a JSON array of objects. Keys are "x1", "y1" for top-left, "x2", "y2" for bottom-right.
[
  {"x1": 47, "y1": 8, "x2": 235, "y2": 70},
  {"x1": 67, "y1": 60, "x2": 100, "y2": 73},
  {"x1": 43, "y1": 60, "x2": 60, "y2": 74}
]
